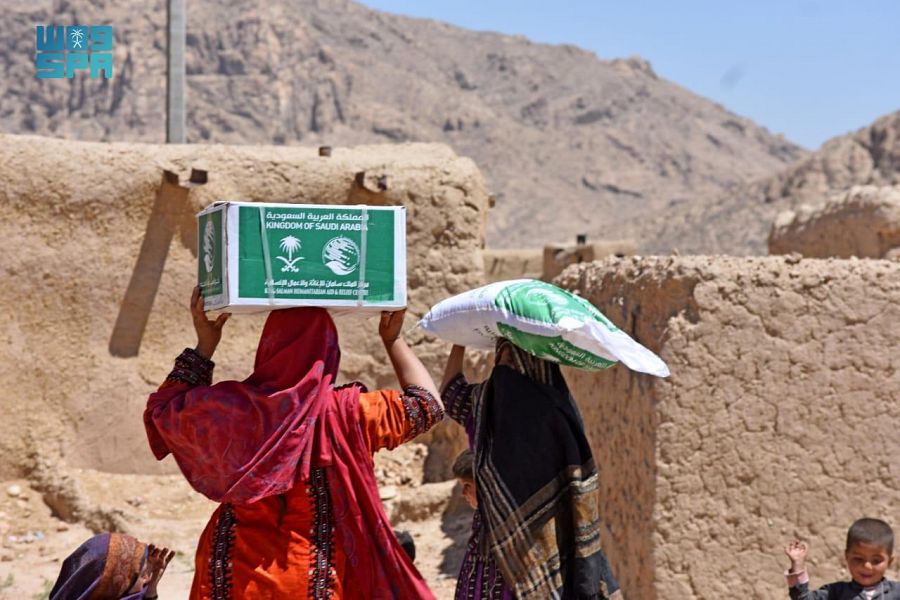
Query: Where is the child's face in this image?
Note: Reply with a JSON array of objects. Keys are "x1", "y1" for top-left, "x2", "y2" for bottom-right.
[
  {"x1": 845, "y1": 542, "x2": 893, "y2": 587},
  {"x1": 460, "y1": 478, "x2": 477, "y2": 509}
]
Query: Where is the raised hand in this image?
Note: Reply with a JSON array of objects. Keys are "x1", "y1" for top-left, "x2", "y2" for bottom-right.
[
  {"x1": 377, "y1": 309, "x2": 442, "y2": 405},
  {"x1": 784, "y1": 540, "x2": 809, "y2": 572},
  {"x1": 379, "y1": 309, "x2": 406, "y2": 345},
  {"x1": 145, "y1": 543, "x2": 176, "y2": 597},
  {"x1": 191, "y1": 286, "x2": 230, "y2": 359}
]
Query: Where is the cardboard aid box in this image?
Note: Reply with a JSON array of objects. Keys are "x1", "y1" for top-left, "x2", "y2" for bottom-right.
[{"x1": 197, "y1": 201, "x2": 407, "y2": 312}]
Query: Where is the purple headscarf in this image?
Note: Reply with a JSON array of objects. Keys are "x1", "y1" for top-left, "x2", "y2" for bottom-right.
[{"x1": 50, "y1": 533, "x2": 148, "y2": 600}]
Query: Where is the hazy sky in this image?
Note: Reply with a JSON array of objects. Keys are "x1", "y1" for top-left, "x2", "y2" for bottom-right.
[{"x1": 360, "y1": 0, "x2": 900, "y2": 150}]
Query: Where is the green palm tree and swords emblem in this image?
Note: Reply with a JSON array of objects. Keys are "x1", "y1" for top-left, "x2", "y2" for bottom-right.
[{"x1": 277, "y1": 236, "x2": 304, "y2": 272}]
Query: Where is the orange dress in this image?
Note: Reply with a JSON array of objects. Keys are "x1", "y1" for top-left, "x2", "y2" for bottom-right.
[{"x1": 189, "y1": 389, "x2": 434, "y2": 600}]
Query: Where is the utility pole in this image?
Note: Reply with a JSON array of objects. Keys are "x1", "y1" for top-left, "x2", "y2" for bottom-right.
[{"x1": 166, "y1": 0, "x2": 186, "y2": 143}]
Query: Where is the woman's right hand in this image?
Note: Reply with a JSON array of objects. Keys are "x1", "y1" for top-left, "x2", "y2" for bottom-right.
[
  {"x1": 191, "y1": 286, "x2": 230, "y2": 359},
  {"x1": 378, "y1": 310, "x2": 442, "y2": 404}
]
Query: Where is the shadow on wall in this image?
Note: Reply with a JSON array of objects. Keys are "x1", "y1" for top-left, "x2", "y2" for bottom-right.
[
  {"x1": 109, "y1": 170, "x2": 204, "y2": 357},
  {"x1": 439, "y1": 484, "x2": 476, "y2": 579}
]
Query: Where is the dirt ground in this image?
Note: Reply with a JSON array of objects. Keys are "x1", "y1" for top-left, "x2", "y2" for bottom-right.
[{"x1": 0, "y1": 444, "x2": 468, "y2": 599}]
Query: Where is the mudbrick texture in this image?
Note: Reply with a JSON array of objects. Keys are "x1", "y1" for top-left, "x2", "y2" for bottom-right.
[
  {"x1": 0, "y1": 133, "x2": 489, "y2": 480},
  {"x1": 556, "y1": 255, "x2": 900, "y2": 599},
  {"x1": 769, "y1": 185, "x2": 900, "y2": 259}
]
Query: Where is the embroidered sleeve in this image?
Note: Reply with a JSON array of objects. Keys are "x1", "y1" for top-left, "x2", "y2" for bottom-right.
[
  {"x1": 400, "y1": 385, "x2": 444, "y2": 442},
  {"x1": 442, "y1": 373, "x2": 474, "y2": 426},
  {"x1": 165, "y1": 348, "x2": 215, "y2": 386}
]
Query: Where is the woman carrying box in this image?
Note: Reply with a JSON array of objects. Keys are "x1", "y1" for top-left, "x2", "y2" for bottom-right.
[{"x1": 144, "y1": 287, "x2": 443, "y2": 599}]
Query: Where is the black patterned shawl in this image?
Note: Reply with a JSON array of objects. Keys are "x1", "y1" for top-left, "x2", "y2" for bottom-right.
[{"x1": 471, "y1": 340, "x2": 622, "y2": 599}]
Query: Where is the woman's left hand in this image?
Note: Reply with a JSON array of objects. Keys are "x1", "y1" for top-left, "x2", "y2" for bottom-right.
[{"x1": 379, "y1": 309, "x2": 406, "y2": 345}]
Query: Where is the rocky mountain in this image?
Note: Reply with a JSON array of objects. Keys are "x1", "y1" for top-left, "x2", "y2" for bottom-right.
[
  {"x1": 2, "y1": 0, "x2": 806, "y2": 250},
  {"x1": 644, "y1": 111, "x2": 900, "y2": 254}
]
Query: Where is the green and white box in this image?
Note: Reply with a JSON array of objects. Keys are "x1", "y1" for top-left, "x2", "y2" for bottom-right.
[{"x1": 197, "y1": 201, "x2": 407, "y2": 312}]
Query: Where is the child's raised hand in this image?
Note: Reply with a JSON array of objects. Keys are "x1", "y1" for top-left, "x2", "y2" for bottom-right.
[
  {"x1": 145, "y1": 543, "x2": 176, "y2": 596},
  {"x1": 784, "y1": 540, "x2": 808, "y2": 571}
]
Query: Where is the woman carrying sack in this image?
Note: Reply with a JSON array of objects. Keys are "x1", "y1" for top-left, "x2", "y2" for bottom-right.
[{"x1": 441, "y1": 339, "x2": 621, "y2": 600}]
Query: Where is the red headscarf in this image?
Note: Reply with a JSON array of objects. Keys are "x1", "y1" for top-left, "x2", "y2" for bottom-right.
[
  {"x1": 145, "y1": 307, "x2": 344, "y2": 503},
  {"x1": 144, "y1": 307, "x2": 434, "y2": 598}
]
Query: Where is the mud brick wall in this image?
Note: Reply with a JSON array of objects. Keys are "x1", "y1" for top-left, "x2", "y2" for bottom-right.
[{"x1": 556, "y1": 255, "x2": 900, "y2": 599}]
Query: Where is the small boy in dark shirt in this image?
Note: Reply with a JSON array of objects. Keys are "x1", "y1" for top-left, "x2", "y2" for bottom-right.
[{"x1": 785, "y1": 518, "x2": 898, "y2": 599}]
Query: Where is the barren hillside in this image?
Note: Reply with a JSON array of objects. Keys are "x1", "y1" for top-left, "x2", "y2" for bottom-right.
[
  {"x1": 1, "y1": 0, "x2": 805, "y2": 251},
  {"x1": 644, "y1": 110, "x2": 900, "y2": 254}
]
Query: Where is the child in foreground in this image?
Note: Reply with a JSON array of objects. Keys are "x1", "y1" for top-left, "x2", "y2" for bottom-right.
[
  {"x1": 785, "y1": 517, "x2": 898, "y2": 599},
  {"x1": 50, "y1": 533, "x2": 174, "y2": 600},
  {"x1": 451, "y1": 449, "x2": 514, "y2": 599}
]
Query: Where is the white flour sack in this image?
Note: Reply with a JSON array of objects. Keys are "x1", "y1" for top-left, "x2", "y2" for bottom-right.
[{"x1": 419, "y1": 279, "x2": 670, "y2": 377}]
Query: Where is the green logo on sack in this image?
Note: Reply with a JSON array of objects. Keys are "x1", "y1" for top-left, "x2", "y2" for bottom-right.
[
  {"x1": 495, "y1": 280, "x2": 618, "y2": 332},
  {"x1": 497, "y1": 323, "x2": 617, "y2": 369},
  {"x1": 492, "y1": 280, "x2": 619, "y2": 369}
]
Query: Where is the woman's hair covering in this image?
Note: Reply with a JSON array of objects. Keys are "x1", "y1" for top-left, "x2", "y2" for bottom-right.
[
  {"x1": 145, "y1": 307, "x2": 346, "y2": 504},
  {"x1": 471, "y1": 337, "x2": 621, "y2": 598}
]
